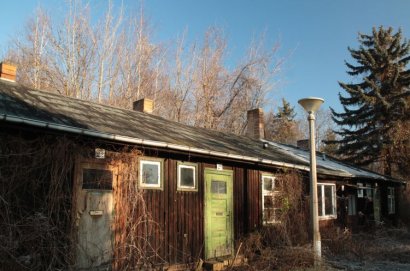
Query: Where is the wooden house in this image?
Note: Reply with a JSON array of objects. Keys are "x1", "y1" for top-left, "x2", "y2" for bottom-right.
[{"x1": 0, "y1": 64, "x2": 404, "y2": 270}]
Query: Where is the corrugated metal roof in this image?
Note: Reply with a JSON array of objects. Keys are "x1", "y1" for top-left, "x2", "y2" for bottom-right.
[
  {"x1": 262, "y1": 141, "x2": 394, "y2": 181},
  {"x1": 0, "y1": 79, "x2": 399, "y2": 182}
]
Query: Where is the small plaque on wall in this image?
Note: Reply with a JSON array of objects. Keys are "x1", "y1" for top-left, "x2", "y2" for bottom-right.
[
  {"x1": 216, "y1": 164, "x2": 223, "y2": 170},
  {"x1": 95, "y1": 148, "x2": 106, "y2": 159},
  {"x1": 89, "y1": 210, "x2": 103, "y2": 216}
]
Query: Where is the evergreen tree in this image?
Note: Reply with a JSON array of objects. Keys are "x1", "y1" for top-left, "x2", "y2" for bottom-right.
[
  {"x1": 276, "y1": 98, "x2": 296, "y2": 121},
  {"x1": 330, "y1": 26, "x2": 410, "y2": 175},
  {"x1": 266, "y1": 98, "x2": 301, "y2": 145},
  {"x1": 320, "y1": 129, "x2": 338, "y2": 157}
]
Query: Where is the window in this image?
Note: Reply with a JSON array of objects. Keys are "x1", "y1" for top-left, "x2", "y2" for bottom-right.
[
  {"x1": 262, "y1": 175, "x2": 282, "y2": 224},
  {"x1": 139, "y1": 158, "x2": 163, "y2": 189},
  {"x1": 348, "y1": 194, "x2": 357, "y2": 215},
  {"x1": 317, "y1": 183, "x2": 336, "y2": 219},
  {"x1": 357, "y1": 183, "x2": 373, "y2": 199},
  {"x1": 211, "y1": 180, "x2": 227, "y2": 194},
  {"x1": 388, "y1": 187, "x2": 395, "y2": 214},
  {"x1": 177, "y1": 162, "x2": 198, "y2": 191},
  {"x1": 82, "y1": 168, "x2": 113, "y2": 190}
]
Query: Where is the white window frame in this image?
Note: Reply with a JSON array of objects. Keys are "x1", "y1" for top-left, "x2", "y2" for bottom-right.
[
  {"x1": 139, "y1": 158, "x2": 163, "y2": 189},
  {"x1": 317, "y1": 183, "x2": 337, "y2": 220},
  {"x1": 357, "y1": 182, "x2": 364, "y2": 198},
  {"x1": 177, "y1": 162, "x2": 198, "y2": 191},
  {"x1": 357, "y1": 183, "x2": 373, "y2": 199},
  {"x1": 261, "y1": 174, "x2": 281, "y2": 224},
  {"x1": 388, "y1": 187, "x2": 395, "y2": 214}
]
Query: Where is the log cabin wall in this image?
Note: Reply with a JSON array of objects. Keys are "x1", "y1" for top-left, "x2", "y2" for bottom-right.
[{"x1": 125, "y1": 149, "x2": 268, "y2": 265}]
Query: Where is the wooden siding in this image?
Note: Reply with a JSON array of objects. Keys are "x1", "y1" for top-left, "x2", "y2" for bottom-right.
[
  {"x1": 119, "y1": 155, "x2": 267, "y2": 265},
  {"x1": 233, "y1": 167, "x2": 246, "y2": 240},
  {"x1": 134, "y1": 158, "x2": 206, "y2": 264},
  {"x1": 246, "y1": 169, "x2": 261, "y2": 232}
]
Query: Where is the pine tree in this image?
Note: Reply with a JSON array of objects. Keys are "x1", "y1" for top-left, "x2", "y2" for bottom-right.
[
  {"x1": 320, "y1": 129, "x2": 338, "y2": 157},
  {"x1": 331, "y1": 26, "x2": 410, "y2": 175},
  {"x1": 276, "y1": 98, "x2": 296, "y2": 121},
  {"x1": 266, "y1": 98, "x2": 300, "y2": 145}
]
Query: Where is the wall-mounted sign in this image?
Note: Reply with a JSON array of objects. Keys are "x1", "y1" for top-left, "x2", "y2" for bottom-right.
[
  {"x1": 95, "y1": 148, "x2": 106, "y2": 159},
  {"x1": 89, "y1": 210, "x2": 103, "y2": 216},
  {"x1": 216, "y1": 164, "x2": 223, "y2": 171}
]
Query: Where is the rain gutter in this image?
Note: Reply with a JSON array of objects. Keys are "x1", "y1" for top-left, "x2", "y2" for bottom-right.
[
  {"x1": 1, "y1": 114, "x2": 311, "y2": 171},
  {"x1": 2, "y1": 114, "x2": 404, "y2": 183}
]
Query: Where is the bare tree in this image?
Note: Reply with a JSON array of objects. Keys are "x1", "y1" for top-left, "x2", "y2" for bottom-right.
[
  {"x1": 168, "y1": 28, "x2": 284, "y2": 133},
  {"x1": 94, "y1": 1, "x2": 124, "y2": 103},
  {"x1": 112, "y1": 7, "x2": 168, "y2": 110},
  {"x1": 298, "y1": 108, "x2": 335, "y2": 151},
  {"x1": 7, "y1": 8, "x2": 51, "y2": 91},
  {"x1": 6, "y1": 2, "x2": 284, "y2": 137},
  {"x1": 161, "y1": 31, "x2": 196, "y2": 123},
  {"x1": 47, "y1": 0, "x2": 96, "y2": 99}
]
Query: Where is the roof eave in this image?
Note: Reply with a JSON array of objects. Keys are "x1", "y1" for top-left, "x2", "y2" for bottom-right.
[{"x1": 1, "y1": 114, "x2": 308, "y2": 170}]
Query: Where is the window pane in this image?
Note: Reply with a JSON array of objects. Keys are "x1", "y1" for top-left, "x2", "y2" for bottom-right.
[
  {"x1": 263, "y1": 177, "x2": 273, "y2": 191},
  {"x1": 142, "y1": 163, "x2": 159, "y2": 185},
  {"x1": 180, "y1": 167, "x2": 194, "y2": 187},
  {"x1": 264, "y1": 208, "x2": 274, "y2": 222},
  {"x1": 317, "y1": 185, "x2": 323, "y2": 216},
  {"x1": 211, "y1": 180, "x2": 226, "y2": 194},
  {"x1": 264, "y1": 195, "x2": 273, "y2": 208},
  {"x1": 348, "y1": 195, "x2": 356, "y2": 215},
  {"x1": 324, "y1": 185, "x2": 334, "y2": 215},
  {"x1": 82, "y1": 169, "x2": 113, "y2": 190}
]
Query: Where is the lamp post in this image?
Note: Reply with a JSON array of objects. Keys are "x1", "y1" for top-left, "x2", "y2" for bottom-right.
[{"x1": 298, "y1": 97, "x2": 324, "y2": 264}]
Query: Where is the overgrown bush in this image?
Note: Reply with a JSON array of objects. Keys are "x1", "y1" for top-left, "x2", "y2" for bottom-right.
[
  {"x1": 0, "y1": 133, "x2": 161, "y2": 270},
  {"x1": 237, "y1": 170, "x2": 313, "y2": 270},
  {"x1": 0, "y1": 133, "x2": 78, "y2": 270}
]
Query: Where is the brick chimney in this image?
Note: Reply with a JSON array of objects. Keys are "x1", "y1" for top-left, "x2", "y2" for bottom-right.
[
  {"x1": 0, "y1": 62, "x2": 16, "y2": 82},
  {"x1": 133, "y1": 98, "x2": 154, "y2": 114},
  {"x1": 297, "y1": 139, "x2": 309, "y2": 150},
  {"x1": 246, "y1": 108, "x2": 265, "y2": 139}
]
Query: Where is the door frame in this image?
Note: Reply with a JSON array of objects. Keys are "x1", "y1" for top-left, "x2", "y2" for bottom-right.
[
  {"x1": 72, "y1": 158, "x2": 118, "y2": 269},
  {"x1": 204, "y1": 168, "x2": 234, "y2": 260}
]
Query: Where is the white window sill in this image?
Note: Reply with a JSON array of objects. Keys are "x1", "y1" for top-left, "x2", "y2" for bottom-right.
[{"x1": 319, "y1": 215, "x2": 337, "y2": 220}]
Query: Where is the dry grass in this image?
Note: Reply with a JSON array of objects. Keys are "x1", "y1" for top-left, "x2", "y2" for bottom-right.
[
  {"x1": 234, "y1": 230, "x2": 314, "y2": 271},
  {"x1": 323, "y1": 226, "x2": 410, "y2": 264}
]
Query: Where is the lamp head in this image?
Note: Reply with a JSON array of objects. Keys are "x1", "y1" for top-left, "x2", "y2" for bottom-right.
[{"x1": 298, "y1": 97, "x2": 324, "y2": 113}]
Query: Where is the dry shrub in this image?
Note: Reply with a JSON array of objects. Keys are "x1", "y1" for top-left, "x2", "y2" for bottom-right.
[
  {"x1": 276, "y1": 170, "x2": 309, "y2": 246},
  {"x1": 238, "y1": 170, "x2": 312, "y2": 270},
  {"x1": 0, "y1": 133, "x2": 163, "y2": 270},
  {"x1": 111, "y1": 149, "x2": 166, "y2": 270},
  {"x1": 0, "y1": 133, "x2": 78, "y2": 270},
  {"x1": 321, "y1": 227, "x2": 367, "y2": 260}
]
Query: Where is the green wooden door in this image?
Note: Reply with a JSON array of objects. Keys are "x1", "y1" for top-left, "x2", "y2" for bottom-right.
[{"x1": 204, "y1": 169, "x2": 234, "y2": 259}]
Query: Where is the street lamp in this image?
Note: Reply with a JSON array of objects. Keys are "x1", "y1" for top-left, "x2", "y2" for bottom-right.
[{"x1": 298, "y1": 97, "x2": 324, "y2": 264}]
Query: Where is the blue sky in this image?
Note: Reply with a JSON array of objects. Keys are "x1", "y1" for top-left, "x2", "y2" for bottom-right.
[{"x1": 1, "y1": 0, "x2": 409, "y2": 114}]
